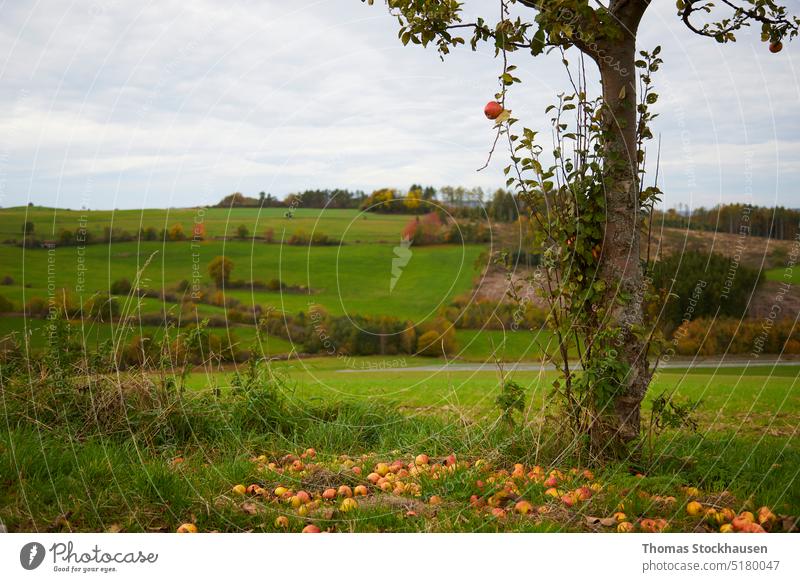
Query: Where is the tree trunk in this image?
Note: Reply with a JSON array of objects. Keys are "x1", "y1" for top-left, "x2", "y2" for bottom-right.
[{"x1": 594, "y1": 32, "x2": 651, "y2": 450}]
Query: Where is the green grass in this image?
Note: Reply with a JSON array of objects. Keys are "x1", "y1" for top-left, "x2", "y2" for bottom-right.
[
  {"x1": 0, "y1": 206, "x2": 413, "y2": 244},
  {"x1": 0, "y1": 315, "x2": 294, "y2": 354},
  {"x1": 765, "y1": 266, "x2": 800, "y2": 284},
  {"x1": 0, "y1": 241, "x2": 483, "y2": 322},
  {"x1": 1, "y1": 355, "x2": 798, "y2": 532},
  {"x1": 454, "y1": 329, "x2": 561, "y2": 361},
  {"x1": 191, "y1": 357, "x2": 800, "y2": 423}
]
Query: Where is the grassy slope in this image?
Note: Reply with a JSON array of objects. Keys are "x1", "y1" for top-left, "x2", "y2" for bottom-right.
[
  {"x1": 0, "y1": 207, "x2": 412, "y2": 243},
  {"x1": 0, "y1": 241, "x2": 483, "y2": 321}
]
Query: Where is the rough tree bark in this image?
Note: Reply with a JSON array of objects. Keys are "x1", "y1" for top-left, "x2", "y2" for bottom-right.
[{"x1": 592, "y1": 0, "x2": 651, "y2": 448}]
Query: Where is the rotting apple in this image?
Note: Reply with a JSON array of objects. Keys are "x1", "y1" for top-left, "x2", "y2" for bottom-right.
[
  {"x1": 274, "y1": 516, "x2": 289, "y2": 528},
  {"x1": 617, "y1": 522, "x2": 635, "y2": 533}
]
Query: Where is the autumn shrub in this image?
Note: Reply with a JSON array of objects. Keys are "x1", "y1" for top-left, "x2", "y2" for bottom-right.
[{"x1": 673, "y1": 317, "x2": 800, "y2": 356}]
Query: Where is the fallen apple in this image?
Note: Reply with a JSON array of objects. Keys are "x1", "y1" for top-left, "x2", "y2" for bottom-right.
[
  {"x1": 354, "y1": 485, "x2": 368, "y2": 497},
  {"x1": 514, "y1": 500, "x2": 534, "y2": 515},
  {"x1": 232, "y1": 484, "x2": 247, "y2": 496},
  {"x1": 757, "y1": 506, "x2": 777, "y2": 526},
  {"x1": 337, "y1": 485, "x2": 353, "y2": 498},
  {"x1": 340, "y1": 498, "x2": 358, "y2": 512},
  {"x1": 617, "y1": 522, "x2": 635, "y2": 533},
  {"x1": 274, "y1": 516, "x2": 289, "y2": 528},
  {"x1": 686, "y1": 501, "x2": 704, "y2": 517},
  {"x1": 415, "y1": 454, "x2": 429, "y2": 466},
  {"x1": 177, "y1": 523, "x2": 197, "y2": 533},
  {"x1": 491, "y1": 507, "x2": 506, "y2": 518},
  {"x1": 301, "y1": 524, "x2": 321, "y2": 533}
]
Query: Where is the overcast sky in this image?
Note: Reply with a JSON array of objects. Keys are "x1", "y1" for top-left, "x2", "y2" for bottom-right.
[{"x1": 0, "y1": 0, "x2": 798, "y2": 210}]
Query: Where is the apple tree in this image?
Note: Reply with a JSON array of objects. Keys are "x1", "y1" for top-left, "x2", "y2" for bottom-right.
[{"x1": 362, "y1": 0, "x2": 798, "y2": 458}]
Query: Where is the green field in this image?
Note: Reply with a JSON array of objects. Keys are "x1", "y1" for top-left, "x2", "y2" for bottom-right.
[
  {"x1": 0, "y1": 240, "x2": 484, "y2": 321},
  {"x1": 0, "y1": 316, "x2": 551, "y2": 362},
  {"x1": 190, "y1": 357, "x2": 800, "y2": 426},
  {"x1": 3, "y1": 356, "x2": 798, "y2": 533},
  {"x1": 765, "y1": 266, "x2": 800, "y2": 284},
  {"x1": 0, "y1": 206, "x2": 413, "y2": 244},
  {"x1": 2, "y1": 206, "x2": 799, "y2": 534}
]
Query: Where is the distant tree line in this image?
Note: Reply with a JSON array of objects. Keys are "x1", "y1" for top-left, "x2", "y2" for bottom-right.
[
  {"x1": 653, "y1": 204, "x2": 800, "y2": 240},
  {"x1": 217, "y1": 189, "x2": 368, "y2": 209},
  {"x1": 212, "y1": 186, "x2": 529, "y2": 222}
]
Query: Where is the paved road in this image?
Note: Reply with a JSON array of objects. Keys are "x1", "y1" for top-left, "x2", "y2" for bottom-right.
[{"x1": 337, "y1": 359, "x2": 800, "y2": 374}]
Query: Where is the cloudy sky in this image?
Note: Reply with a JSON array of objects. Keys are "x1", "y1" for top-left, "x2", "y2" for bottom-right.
[{"x1": 0, "y1": 0, "x2": 798, "y2": 210}]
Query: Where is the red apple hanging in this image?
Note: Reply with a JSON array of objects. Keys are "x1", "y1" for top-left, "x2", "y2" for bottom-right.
[
  {"x1": 484, "y1": 101, "x2": 504, "y2": 120},
  {"x1": 769, "y1": 41, "x2": 783, "y2": 53}
]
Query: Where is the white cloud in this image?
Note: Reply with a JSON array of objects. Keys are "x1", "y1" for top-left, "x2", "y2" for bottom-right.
[{"x1": 0, "y1": 0, "x2": 798, "y2": 210}]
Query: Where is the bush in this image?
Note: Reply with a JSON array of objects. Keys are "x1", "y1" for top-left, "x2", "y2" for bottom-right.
[
  {"x1": 650, "y1": 251, "x2": 762, "y2": 331},
  {"x1": 0, "y1": 294, "x2": 13, "y2": 312},
  {"x1": 672, "y1": 317, "x2": 800, "y2": 356},
  {"x1": 110, "y1": 278, "x2": 132, "y2": 295},
  {"x1": 287, "y1": 230, "x2": 338, "y2": 246},
  {"x1": 441, "y1": 295, "x2": 547, "y2": 330}
]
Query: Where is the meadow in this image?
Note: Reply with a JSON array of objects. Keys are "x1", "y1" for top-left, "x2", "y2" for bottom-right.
[
  {"x1": 0, "y1": 239, "x2": 484, "y2": 321},
  {"x1": 0, "y1": 206, "x2": 413, "y2": 244},
  {"x1": 2, "y1": 355, "x2": 797, "y2": 533},
  {"x1": 1, "y1": 205, "x2": 798, "y2": 535}
]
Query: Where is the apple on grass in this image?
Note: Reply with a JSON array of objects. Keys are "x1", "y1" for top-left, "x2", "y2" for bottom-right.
[
  {"x1": 686, "y1": 501, "x2": 704, "y2": 516},
  {"x1": 514, "y1": 500, "x2": 533, "y2": 515},
  {"x1": 274, "y1": 516, "x2": 289, "y2": 528}
]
